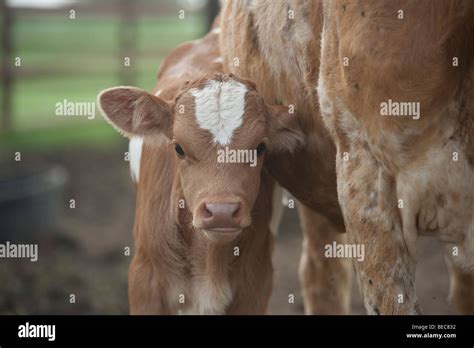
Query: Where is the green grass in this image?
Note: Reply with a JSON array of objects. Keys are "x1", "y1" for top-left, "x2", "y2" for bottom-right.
[
  {"x1": 14, "y1": 15, "x2": 205, "y2": 71},
  {"x1": 0, "y1": 123, "x2": 122, "y2": 150},
  {"x1": 2, "y1": 11, "x2": 206, "y2": 148}
]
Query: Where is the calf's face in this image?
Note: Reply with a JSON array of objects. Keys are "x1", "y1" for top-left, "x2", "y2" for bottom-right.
[{"x1": 98, "y1": 75, "x2": 303, "y2": 243}]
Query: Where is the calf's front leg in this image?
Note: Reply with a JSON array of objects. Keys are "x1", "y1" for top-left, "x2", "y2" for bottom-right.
[
  {"x1": 128, "y1": 251, "x2": 175, "y2": 314},
  {"x1": 226, "y1": 233, "x2": 274, "y2": 315}
]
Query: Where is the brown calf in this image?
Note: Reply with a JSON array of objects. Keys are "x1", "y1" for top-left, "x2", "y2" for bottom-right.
[{"x1": 98, "y1": 27, "x2": 303, "y2": 314}]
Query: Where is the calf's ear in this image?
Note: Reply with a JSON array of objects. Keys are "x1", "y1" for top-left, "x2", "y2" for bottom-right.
[
  {"x1": 98, "y1": 86, "x2": 172, "y2": 139},
  {"x1": 267, "y1": 104, "x2": 305, "y2": 152}
]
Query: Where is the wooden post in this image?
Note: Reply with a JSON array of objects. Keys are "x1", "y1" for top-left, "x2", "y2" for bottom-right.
[
  {"x1": 118, "y1": 0, "x2": 137, "y2": 86},
  {"x1": 1, "y1": 0, "x2": 13, "y2": 133}
]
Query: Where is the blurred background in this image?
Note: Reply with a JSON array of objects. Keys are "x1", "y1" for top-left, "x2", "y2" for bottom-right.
[{"x1": 0, "y1": 0, "x2": 454, "y2": 315}]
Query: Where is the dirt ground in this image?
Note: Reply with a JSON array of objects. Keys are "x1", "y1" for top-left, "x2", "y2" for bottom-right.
[{"x1": 0, "y1": 144, "x2": 455, "y2": 314}]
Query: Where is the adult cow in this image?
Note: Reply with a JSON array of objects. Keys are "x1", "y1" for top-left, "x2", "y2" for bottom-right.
[
  {"x1": 220, "y1": 0, "x2": 474, "y2": 314},
  {"x1": 221, "y1": 0, "x2": 352, "y2": 314}
]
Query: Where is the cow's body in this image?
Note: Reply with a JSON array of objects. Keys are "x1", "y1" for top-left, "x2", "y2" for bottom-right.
[
  {"x1": 99, "y1": 24, "x2": 303, "y2": 314},
  {"x1": 319, "y1": 0, "x2": 474, "y2": 314},
  {"x1": 221, "y1": 0, "x2": 352, "y2": 314},
  {"x1": 221, "y1": 0, "x2": 474, "y2": 314}
]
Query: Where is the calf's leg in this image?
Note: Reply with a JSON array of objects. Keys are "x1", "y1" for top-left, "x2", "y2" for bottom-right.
[
  {"x1": 226, "y1": 237, "x2": 274, "y2": 315},
  {"x1": 128, "y1": 252, "x2": 174, "y2": 314}
]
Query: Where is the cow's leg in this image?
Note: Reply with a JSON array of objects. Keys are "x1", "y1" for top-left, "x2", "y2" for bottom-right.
[
  {"x1": 335, "y1": 147, "x2": 421, "y2": 315},
  {"x1": 446, "y1": 258, "x2": 474, "y2": 314},
  {"x1": 297, "y1": 203, "x2": 352, "y2": 314},
  {"x1": 269, "y1": 183, "x2": 285, "y2": 236}
]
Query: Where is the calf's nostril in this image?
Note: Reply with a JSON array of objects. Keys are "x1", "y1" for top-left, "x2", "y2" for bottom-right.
[
  {"x1": 203, "y1": 205, "x2": 213, "y2": 219},
  {"x1": 232, "y1": 205, "x2": 241, "y2": 219}
]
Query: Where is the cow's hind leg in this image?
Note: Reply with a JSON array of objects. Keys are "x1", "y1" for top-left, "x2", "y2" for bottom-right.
[
  {"x1": 446, "y1": 258, "x2": 474, "y2": 314},
  {"x1": 297, "y1": 203, "x2": 352, "y2": 314}
]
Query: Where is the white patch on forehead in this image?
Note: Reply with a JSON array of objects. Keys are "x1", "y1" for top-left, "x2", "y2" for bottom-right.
[
  {"x1": 190, "y1": 79, "x2": 247, "y2": 145},
  {"x1": 129, "y1": 137, "x2": 143, "y2": 182}
]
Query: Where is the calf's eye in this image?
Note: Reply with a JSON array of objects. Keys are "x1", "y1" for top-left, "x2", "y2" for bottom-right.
[
  {"x1": 256, "y1": 143, "x2": 266, "y2": 156},
  {"x1": 175, "y1": 143, "x2": 185, "y2": 159}
]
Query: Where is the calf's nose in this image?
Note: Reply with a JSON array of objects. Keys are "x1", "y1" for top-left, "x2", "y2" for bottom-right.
[{"x1": 197, "y1": 202, "x2": 242, "y2": 230}]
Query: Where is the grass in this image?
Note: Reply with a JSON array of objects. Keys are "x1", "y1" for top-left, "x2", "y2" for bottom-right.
[
  {"x1": 0, "y1": 123, "x2": 121, "y2": 150},
  {"x1": 14, "y1": 15, "x2": 204, "y2": 71},
  {"x1": 1, "y1": 11, "x2": 206, "y2": 149}
]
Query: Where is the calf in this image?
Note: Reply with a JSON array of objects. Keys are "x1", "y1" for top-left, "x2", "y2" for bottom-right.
[{"x1": 98, "y1": 27, "x2": 303, "y2": 314}]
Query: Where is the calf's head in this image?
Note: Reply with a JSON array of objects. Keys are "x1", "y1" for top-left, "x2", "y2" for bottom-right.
[{"x1": 98, "y1": 74, "x2": 303, "y2": 243}]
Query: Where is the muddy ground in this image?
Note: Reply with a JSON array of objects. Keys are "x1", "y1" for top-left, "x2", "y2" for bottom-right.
[{"x1": 0, "y1": 144, "x2": 455, "y2": 314}]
